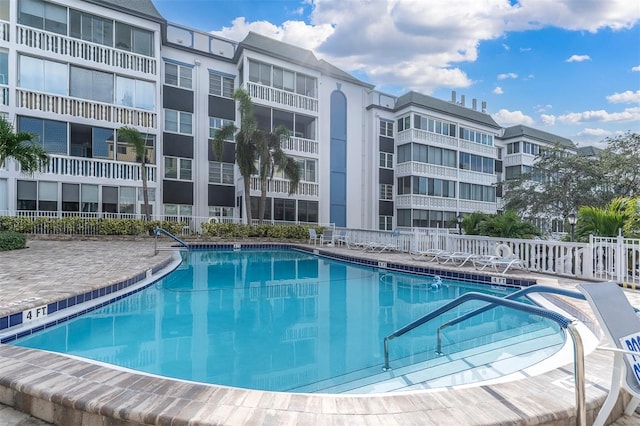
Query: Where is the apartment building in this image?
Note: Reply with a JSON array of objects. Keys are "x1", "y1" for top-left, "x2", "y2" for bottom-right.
[{"x1": 0, "y1": 0, "x2": 578, "y2": 231}]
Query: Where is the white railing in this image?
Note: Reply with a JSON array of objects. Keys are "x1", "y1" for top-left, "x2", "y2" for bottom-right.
[
  {"x1": 459, "y1": 139, "x2": 496, "y2": 157},
  {"x1": 396, "y1": 129, "x2": 497, "y2": 158},
  {"x1": 249, "y1": 176, "x2": 319, "y2": 197},
  {"x1": 395, "y1": 162, "x2": 458, "y2": 179},
  {"x1": 16, "y1": 25, "x2": 157, "y2": 75},
  {"x1": 42, "y1": 155, "x2": 157, "y2": 182},
  {"x1": 0, "y1": 84, "x2": 7, "y2": 106},
  {"x1": 244, "y1": 82, "x2": 318, "y2": 113},
  {"x1": 0, "y1": 20, "x2": 8, "y2": 42},
  {"x1": 591, "y1": 235, "x2": 640, "y2": 284},
  {"x1": 395, "y1": 194, "x2": 458, "y2": 209},
  {"x1": 282, "y1": 136, "x2": 318, "y2": 156},
  {"x1": 16, "y1": 89, "x2": 157, "y2": 129},
  {"x1": 503, "y1": 153, "x2": 535, "y2": 167}
]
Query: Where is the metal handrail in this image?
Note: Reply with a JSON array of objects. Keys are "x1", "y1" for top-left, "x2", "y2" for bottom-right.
[
  {"x1": 382, "y1": 292, "x2": 586, "y2": 426},
  {"x1": 154, "y1": 227, "x2": 189, "y2": 254},
  {"x1": 436, "y1": 286, "x2": 585, "y2": 354}
]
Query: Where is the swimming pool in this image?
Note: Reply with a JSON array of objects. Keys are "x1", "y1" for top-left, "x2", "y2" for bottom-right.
[{"x1": 11, "y1": 247, "x2": 566, "y2": 393}]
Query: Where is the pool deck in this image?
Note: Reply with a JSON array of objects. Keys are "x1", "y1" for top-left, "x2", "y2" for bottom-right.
[{"x1": 1, "y1": 238, "x2": 640, "y2": 425}]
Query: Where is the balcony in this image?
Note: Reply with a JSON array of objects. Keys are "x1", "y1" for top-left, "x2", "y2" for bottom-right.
[
  {"x1": 17, "y1": 25, "x2": 157, "y2": 76},
  {"x1": 395, "y1": 194, "x2": 496, "y2": 213},
  {"x1": 397, "y1": 129, "x2": 497, "y2": 157},
  {"x1": 282, "y1": 136, "x2": 318, "y2": 156},
  {"x1": 16, "y1": 89, "x2": 157, "y2": 129},
  {"x1": 42, "y1": 154, "x2": 157, "y2": 183},
  {"x1": 504, "y1": 153, "x2": 535, "y2": 167},
  {"x1": 250, "y1": 176, "x2": 318, "y2": 197},
  {"x1": 244, "y1": 82, "x2": 318, "y2": 113},
  {"x1": 395, "y1": 162, "x2": 496, "y2": 186}
]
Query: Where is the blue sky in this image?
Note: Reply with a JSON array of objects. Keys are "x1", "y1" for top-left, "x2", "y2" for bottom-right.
[{"x1": 154, "y1": 0, "x2": 640, "y2": 148}]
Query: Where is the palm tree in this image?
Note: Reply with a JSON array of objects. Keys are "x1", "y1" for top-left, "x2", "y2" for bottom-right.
[
  {"x1": 213, "y1": 88, "x2": 300, "y2": 224},
  {"x1": 0, "y1": 116, "x2": 49, "y2": 173},
  {"x1": 117, "y1": 126, "x2": 151, "y2": 220}
]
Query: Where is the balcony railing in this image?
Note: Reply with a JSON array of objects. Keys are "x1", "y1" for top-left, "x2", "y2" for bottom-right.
[
  {"x1": 397, "y1": 129, "x2": 497, "y2": 157},
  {"x1": 244, "y1": 82, "x2": 318, "y2": 113},
  {"x1": 395, "y1": 162, "x2": 495, "y2": 186},
  {"x1": 17, "y1": 25, "x2": 157, "y2": 75},
  {"x1": 250, "y1": 176, "x2": 319, "y2": 196},
  {"x1": 16, "y1": 89, "x2": 157, "y2": 129},
  {"x1": 282, "y1": 136, "x2": 318, "y2": 156},
  {"x1": 503, "y1": 153, "x2": 535, "y2": 167},
  {"x1": 42, "y1": 154, "x2": 157, "y2": 182},
  {"x1": 395, "y1": 194, "x2": 496, "y2": 213},
  {"x1": 0, "y1": 20, "x2": 8, "y2": 42}
]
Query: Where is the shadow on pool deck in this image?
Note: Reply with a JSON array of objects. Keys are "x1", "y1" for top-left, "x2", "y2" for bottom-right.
[{"x1": 1, "y1": 239, "x2": 640, "y2": 425}]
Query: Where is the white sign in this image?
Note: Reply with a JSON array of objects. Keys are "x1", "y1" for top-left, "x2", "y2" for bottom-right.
[
  {"x1": 619, "y1": 332, "x2": 640, "y2": 386},
  {"x1": 23, "y1": 305, "x2": 48, "y2": 322}
]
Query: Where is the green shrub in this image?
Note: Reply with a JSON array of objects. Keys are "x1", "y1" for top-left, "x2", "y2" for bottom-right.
[
  {"x1": 201, "y1": 223, "x2": 321, "y2": 240},
  {"x1": 0, "y1": 231, "x2": 27, "y2": 251}
]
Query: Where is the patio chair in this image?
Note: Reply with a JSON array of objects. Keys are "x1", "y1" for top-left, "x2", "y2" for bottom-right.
[
  {"x1": 364, "y1": 229, "x2": 400, "y2": 252},
  {"x1": 320, "y1": 228, "x2": 334, "y2": 245},
  {"x1": 308, "y1": 228, "x2": 321, "y2": 245},
  {"x1": 472, "y1": 244, "x2": 527, "y2": 274},
  {"x1": 334, "y1": 230, "x2": 349, "y2": 246},
  {"x1": 410, "y1": 249, "x2": 447, "y2": 262},
  {"x1": 434, "y1": 251, "x2": 478, "y2": 267},
  {"x1": 577, "y1": 281, "x2": 640, "y2": 426}
]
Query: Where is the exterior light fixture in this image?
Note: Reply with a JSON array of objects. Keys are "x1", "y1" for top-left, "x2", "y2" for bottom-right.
[{"x1": 568, "y1": 213, "x2": 577, "y2": 242}]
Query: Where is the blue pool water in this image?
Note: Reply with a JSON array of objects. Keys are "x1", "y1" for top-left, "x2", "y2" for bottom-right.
[{"x1": 12, "y1": 248, "x2": 565, "y2": 393}]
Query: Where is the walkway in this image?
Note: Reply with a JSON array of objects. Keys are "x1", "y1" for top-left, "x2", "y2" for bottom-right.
[{"x1": 0, "y1": 239, "x2": 639, "y2": 425}]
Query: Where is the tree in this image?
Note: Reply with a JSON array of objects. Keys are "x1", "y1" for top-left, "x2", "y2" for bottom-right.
[
  {"x1": 574, "y1": 197, "x2": 640, "y2": 241},
  {"x1": 460, "y1": 210, "x2": 541, "y2": 239},
  {"x1": 212, "y1": 88, "x2": 300, "y2": 224},
  {"x1": 0, "y1": 116, "x2": 49, "y2": 173},
  {"x1": 503, "y1": 144, "x2": 604, "y2": 224},
  {"x1": 599, "y1": 132, "x2": 640, "y2": 199},
  {"x1": 117, "y1": 127, "x2": 151, "y2": 220}
]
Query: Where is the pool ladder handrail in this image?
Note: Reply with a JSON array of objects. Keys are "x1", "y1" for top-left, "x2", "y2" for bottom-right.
[
  {"x1": 154, "y1": 227, "x2": 189, "y2": 255},
  {"x1": 435, "y1": 285, "x2": 585, "y2": 355},
  {"x1": 382, "y1": 291, "x2": 586, "y2": 426}
]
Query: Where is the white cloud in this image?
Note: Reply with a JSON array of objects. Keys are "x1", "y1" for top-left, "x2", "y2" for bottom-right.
[
  {"x1": 633, "y1": 65, "x2": 640, "y2": 72},
  {"x1": 520, "y1": 47, "x2": 532, "y2": 52},
  {"x1": 502, "y1": 43, "x2": 510, "y2": 51},
  {"x1": 497, "y1": 72, "x2": 518, "y2": 80},
  {"x1": 540, "y1": 114, "x2": 556, "y2": 125},
  {"x1": 577, "y1": 128, "x2": 611, "y2": 136},
  {"x1": 566, "y1": 54, "x2": 591, "y2": 62},
  {"x1": 535, "y1": 104, "x2": 553, "y2": 113},
  {"x1": 556, "y1": 107, "x2": 640, "y2": 124},
  {"x1": 209, "y1": 0, "x2": 639, "y2": 95},
  {"x1": 493, "y1": 86, "x2": 504, "y2": 94},
  {"x1": 607, "y1": 90, "x2": 640, "y2": 104},
  {"x1": 492, "y1": 109, "x2": 535, "y2": 127}
]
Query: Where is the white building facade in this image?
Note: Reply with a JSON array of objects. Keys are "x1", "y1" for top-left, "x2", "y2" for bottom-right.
[{"x1": 0, "y1": 0, "x2": 579, "y2": 231}]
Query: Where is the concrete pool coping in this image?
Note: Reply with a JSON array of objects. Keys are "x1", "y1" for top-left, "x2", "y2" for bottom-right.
[{"x1": 0, "y1": 239, "x2": 637, "y2": 425}]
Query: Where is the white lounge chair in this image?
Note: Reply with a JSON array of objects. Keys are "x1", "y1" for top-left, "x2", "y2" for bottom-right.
[
  {"x1": 364, "y1": 229, "x2": 401, "y2": 252},
  {"x1": 472, "y1": 244, "x2": 527, "y2": 274},
  {"x1": 435, "y1": 251, "x2": 478, "y2": 267},
  {"x1": 410, "y1": 249, "x2": 447, "y2": 262},
  {"x1": 577, "y1": 281, "x2": 640, "y2": 426}
]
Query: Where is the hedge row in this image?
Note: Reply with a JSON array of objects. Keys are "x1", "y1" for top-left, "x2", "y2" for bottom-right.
[
  {"x1": 200, "y1": 222, "x2": 323, "y2": 240},
  {"x1": 0, "y1": 217, "x2": 186, "y2": 236}
]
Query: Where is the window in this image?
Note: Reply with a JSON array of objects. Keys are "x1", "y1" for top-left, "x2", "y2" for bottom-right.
[
  {"x1": 397, "y1": 116, "x2": 410, "y2": 132},
  {"x1": 379, "y1": 216, "x2": 393, "y2": 231},
  {"x1": 164, "y1": 109, "x2": 192, "y2": 135},
  {"x1": 70, "y1": 123, "x2": 114, "y2": 159},
  {"x1": 209, "y1": 117, "x2": 234, "y2": 139},
  {"x1": 248, "y1": 60, "x2": 317, "y2": 97},
  {"x1": 165, "y1": 62, "x2": 192, "y2": 89},
  {"x1": 19, "y1": 0, "x2": 67, "y2": 35},
  {"x1": 523, "y1": 142, "x2": 540, "y2": 155},
  {"x1": 460, "y1": 127, "x2": 493, "y2": 146},
  {"x1": 379, "y1": 152, "x2": 393, "y2": 169},
  {"x1": 69, "y1": 10, "x2": 113, "y2": 46},
  {"x1": 18, "y1": 55, "x2": 67, "y2": 95},
  {"x1": 209, "y1": 206, "x2": 234, "y2": 218},
  {"x1": 379, "y1": 184, "x2": 393, "y2": 200},
  {"x1": 296, "y1": 159, "x2": 316, "y2": 182},
  {"x1": 459, "y1": 182, "x2": 496, "y2": 202},
  {"x1": 297, "y1": 200, "x2": 318, "y2": 223},
  {"x1": 507, "y1": 142, "x2": 520, "y2": 154},
  {"x1": 459, "y1": 152, "x2": 495, "y2": 174},
  {"x1": 397, "y1": 176, "x2": 411, "y2": 195},
  {"x1": 164, "y1": 157, "x2": 192, "y2": 181},
  {"x1": 0, "y1": 50, "x2": 7, "y2": 86},
  {"x1": 17, "y1": 180, "x2": 36, "y2": 210},
  {"x1": 272, "y1": 67, "x2": 295, "y2": 92},
  {"x1": 164, "y1": 204, "x2": 192, "y2": 218},
  {"x1": 0, "y1": 0, "x2": 8, "y2": 21},
  {"x1": 397, "y1": 144, "x2": 411, "y2": 163},
  {"x1": 137, "y1": 187, "x2": 156, "y2": 202},
  {"x1": 209, "y1": 73, "x2": 234, "y2": 97},
  {"x1": 115, "y1": 22, "x2": 153, "y2": 56},
  {"x1": 274, "y1": 198, "x2": 295, "y2": 221},
  {"x1": 119, "y1": 187, "x2": 135, "y2": 214},
  {"x1": 70, "y1": 66, "x2": 114, "y2": 103},
  {"x1": 18, "y1": 116, "x2": 67, "y2": 154},
  {"x1": 209, "y1": 161, "x2": 234, "y2": 185},
  {"x1": 62, "y1": 183, "x2": 79, "y2": 211},
  {"x1": 116, "y1": 76, "x2": 154, "y2": 110},
  {"x1": 380, "y1": 120, "x2": 393, "y2": 137},
  {"x1": 81, "y1": 184, "x2": 98, "y2": 212}
]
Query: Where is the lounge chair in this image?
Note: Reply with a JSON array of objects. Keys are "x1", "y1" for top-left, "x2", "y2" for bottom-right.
[
  {"x1": 364, "y1": 229, "x2": 400, "y2": 252},
  {"x1": 434, "y1": 251, "x2": 478, "y2": 267},
  {"x1": 472, "y1": 244, "x2": 527, "y2": 274},
  {"x1": 577, "y1": 281, "x2": 640, "y2": 426},
  {"x1": 308, "y1": 228, "x2": 321, "y2": 245},
  {"x1": 410, "y1": 249, "x2": 446, "y2": 262}
]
